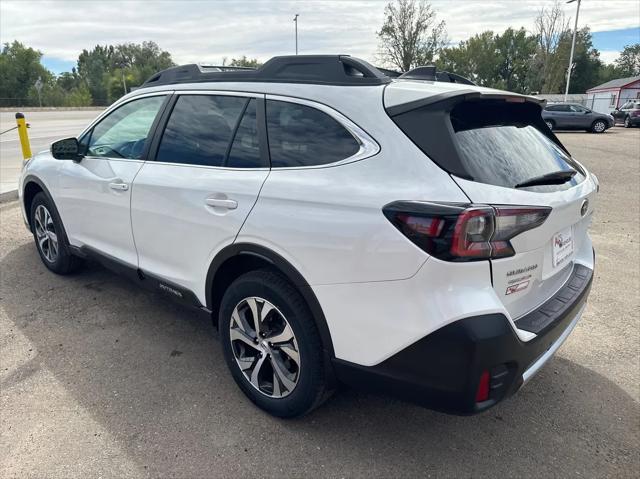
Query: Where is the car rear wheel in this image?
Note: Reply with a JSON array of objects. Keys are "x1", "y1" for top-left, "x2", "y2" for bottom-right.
[
  {"x1": 624, "y1": 116, "x2": 631, "y2": 128},
  {"x1": 591, "y1": 120, "x2": 606, "y2": 133},
  {"x1": 30, "y1": 192, "x2": 83, "y2": 274},
  {"x1": 545, "y1": 120, "x2": 554, "y2": 131},
  {"x1": 219, "y1": 269, "x2": 332, "y2": 417}
]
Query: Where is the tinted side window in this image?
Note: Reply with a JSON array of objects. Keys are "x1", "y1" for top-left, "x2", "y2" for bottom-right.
[
  {"x1": 546, "y1": 105, "x2": 563, "y2": 111},
  {"x1": 266, "y1": 100, "x2": 359, "y2": 168},
  {"x1": 87, "y1": 95, "x2": 165, "y2": 159},
  {"x1": 227, "y1": 99, "x2": 263, "y2": 168},
  {"x1": 156, "y1": 95, "x2": 247, "y2": 167}
]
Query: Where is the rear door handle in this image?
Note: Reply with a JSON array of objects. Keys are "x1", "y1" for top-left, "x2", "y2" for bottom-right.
[
  {"x1": 205, "y1": 198, "x2": 238, "y2": 210},
  {"x1": 109, "y1": 182, "x2": 129, "y2": 191}
]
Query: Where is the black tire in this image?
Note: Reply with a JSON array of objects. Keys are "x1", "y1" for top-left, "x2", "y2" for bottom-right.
[
  {"x1": 545, "y1": 120, "x2": 554, "y2": 131},
  {"x1": 591, "y1": 119, "x2": 607, "y2": 133},
  {"x1": 219, "y1": 269, "x2": 332, "y2": 418},
  {"x1": 30, "y1": 192, "x2": 83, "y2": 274},
  {"x1": 624, "y1": 116, "x2": 631, "y2": 128}
]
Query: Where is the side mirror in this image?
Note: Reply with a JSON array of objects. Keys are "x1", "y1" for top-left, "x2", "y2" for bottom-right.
[
  {"x1": 585, "y1": 110, "x2": 591, "y2": 114},
  {"x1": 51, "y1": 137, "x2": 82, "y2": 161}
]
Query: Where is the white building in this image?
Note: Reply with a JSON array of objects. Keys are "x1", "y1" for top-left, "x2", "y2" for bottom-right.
[{"x1": 586, "y1": 76, "x2": 640, "y2": 114}]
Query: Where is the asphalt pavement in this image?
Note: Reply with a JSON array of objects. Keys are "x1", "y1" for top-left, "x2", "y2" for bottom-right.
[{"x1": 0, "y1": 128, "x2": 638, "y2": 478}]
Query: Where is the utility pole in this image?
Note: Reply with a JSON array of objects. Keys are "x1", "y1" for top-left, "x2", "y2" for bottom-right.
[
  {"x1": 293, "y1": 14, "x2": 299, "y2": 55},
  {"x1": 564, "y1": 0, "x2": 581, "y2": 102}
]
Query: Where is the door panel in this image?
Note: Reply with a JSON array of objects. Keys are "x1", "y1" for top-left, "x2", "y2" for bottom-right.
[
  {"x1": 58, "y1": 159, "x2": 144, "y2": 265},
  {"x1": 130, "y1": 92, "x2": 269, "y2": 304},
  {"x1": 131, "y1": 164, "x2": 268, "y2": 301},
  {"x1": 57, "y1": 94, "x2": 168, "y2": 266}
]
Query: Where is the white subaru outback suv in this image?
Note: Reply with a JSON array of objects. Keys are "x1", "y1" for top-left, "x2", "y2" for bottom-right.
[{"x1": 19, "y1": 55, "x2": 596, "y2": 418}]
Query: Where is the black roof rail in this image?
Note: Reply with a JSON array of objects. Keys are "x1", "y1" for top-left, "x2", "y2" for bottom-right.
[
  {"x1": 141, "y1": 55, "x2": 391, "y2": 88},
  {"x1": 398, "y1": 65, "x2": 476, "y2": 85}
]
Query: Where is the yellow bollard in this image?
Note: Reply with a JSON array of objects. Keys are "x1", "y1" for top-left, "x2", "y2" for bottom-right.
[{"x1": 15, "y1": 112, "x2": 32, "y2": 160}]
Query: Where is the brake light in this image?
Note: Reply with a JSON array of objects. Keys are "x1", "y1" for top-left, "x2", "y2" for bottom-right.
[{"x1": 383, "y1": 202, "x2": 551, "y2": 261}]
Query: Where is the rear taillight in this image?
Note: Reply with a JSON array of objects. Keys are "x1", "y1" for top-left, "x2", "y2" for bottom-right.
[{"x1": 383, "y1": 201, "x2": 550, "y2": 261}]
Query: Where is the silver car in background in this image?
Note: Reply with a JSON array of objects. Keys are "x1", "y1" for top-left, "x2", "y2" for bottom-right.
[{"x1": 542, "y1": 103, "x2": 614, "y2": 133}]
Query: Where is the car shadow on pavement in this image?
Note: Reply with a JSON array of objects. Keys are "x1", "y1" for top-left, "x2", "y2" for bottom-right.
[{"x1": 1, "y1": 242, "x2": 639, "y2": 477}]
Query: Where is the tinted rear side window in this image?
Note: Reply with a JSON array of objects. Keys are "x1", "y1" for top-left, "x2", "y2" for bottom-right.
[
  {"x1": 266, "y1": 100, "x2": 359, "y2": 167},
  {"x1": 156, "y1": 95, "x2": 247, "y2": 167}
]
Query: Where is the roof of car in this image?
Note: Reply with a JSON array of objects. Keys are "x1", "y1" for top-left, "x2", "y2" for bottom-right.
[
  {"x1": 129, "y1": 54, "x2": 542, "y2": 115},
  {"x1": 141, "y1": 55, "x2": 392, "y2": 88}
]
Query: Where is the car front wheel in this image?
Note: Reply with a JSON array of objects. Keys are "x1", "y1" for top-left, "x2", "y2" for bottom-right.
[
  {"x1": 591, "y1": 120, "x2": 607, "y2": 133},
  {"x1": 30, "y1": 192, "x2": 83, "y2": 274},
  {"x1": 545, "y1": 120, "x2": 554, "y2": 131},
  {"x1": 219, "y1": 269, "x2": 332, "y2": 417}
]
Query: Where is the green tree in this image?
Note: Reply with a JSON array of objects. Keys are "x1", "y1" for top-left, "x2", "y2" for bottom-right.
[
  {"x1": 529, "y1": 0, "x2": 569, "y2": 93},
  {"x1": 77, "y1": 41, "x2": 174, "y2": 104},
  {"x1": 557, "y1": 28, "x2": 603, "y2": 93},
  {"x1": 77, "y1": 45, "x2": 114, "y2": 105},
  {"x1": 437, "y1": 31, "x2": 499, "y2": 87},
  {"x1": 437, "y1": 28, "x2": 536, "y2": 93},
  {"x1": 229, "y1": 56, "x2": 262, "y2": 68},
  {"x1": 377, "y1": 0, "x2": 447, "y2": 71},
  {"x1": 0, "y1": 41, "x2": 51, "y2": 105},
  {"x1": 615, "y1": 44, "x2": 640, "y2": 77},
  {"x1": 494, "y1": 28, "x2": 537, "y2": 92}
]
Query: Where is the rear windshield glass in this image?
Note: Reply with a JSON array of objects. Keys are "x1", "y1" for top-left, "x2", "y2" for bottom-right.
[{"x1": 451, "y1": 101, "x2": 584, "y2": 190}]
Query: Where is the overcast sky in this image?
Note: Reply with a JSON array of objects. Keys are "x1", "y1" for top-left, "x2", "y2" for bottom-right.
[{"x1": 1, "y1": 0, "x2": 639, "y2": 73}]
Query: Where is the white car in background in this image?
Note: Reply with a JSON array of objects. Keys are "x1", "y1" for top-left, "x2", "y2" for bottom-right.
[{"x1": 19, "y1": 55, "x2": 597, "y2": 417}]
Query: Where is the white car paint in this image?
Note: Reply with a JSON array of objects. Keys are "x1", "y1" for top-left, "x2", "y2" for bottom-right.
[{"x1": 19, "y1": 73, "x2": 596, "y2": 371}]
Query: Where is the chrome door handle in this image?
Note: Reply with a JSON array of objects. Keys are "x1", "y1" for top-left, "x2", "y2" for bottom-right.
[
  {"x1": 109, "y1": 182, "x2": 129, "y2": 191},
  {"x1": 205, "y1": 198, "x2": 238, "y2": 210}
]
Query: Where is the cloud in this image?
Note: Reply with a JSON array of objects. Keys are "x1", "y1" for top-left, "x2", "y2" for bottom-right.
[
  {"x1": 599, "y1": 50, "x2": 621, "y2": 65},
  {"x1": 1, "y1": 0, "x2": 638, "y2": 66}
]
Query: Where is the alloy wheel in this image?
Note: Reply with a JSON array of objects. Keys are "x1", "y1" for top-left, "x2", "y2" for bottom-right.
[
  {"x1": 545, "y1": 121, "x2": 553, "y2": 131},
  {"x1": 593, "y1": 121, "x2": 606, "y2": 133},
  {"x1": 625, "y1": 117, "x2": 630, "y2": 128},
  {"x1": 229, "y1": 297, "x2": 301, "y2": 398},
  {"x1": 34, "y1": 204, "x2": 58, "y2": 263}
]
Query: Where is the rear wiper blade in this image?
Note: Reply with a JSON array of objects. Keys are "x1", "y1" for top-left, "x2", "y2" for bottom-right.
[{"x1": 515, "y1": 170, "x2": 576, "y2": 188}]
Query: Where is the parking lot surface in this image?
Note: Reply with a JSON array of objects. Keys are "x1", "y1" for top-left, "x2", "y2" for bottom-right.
[{"x1": 1, "y1": 128, "x2": 639, "y2": 478}]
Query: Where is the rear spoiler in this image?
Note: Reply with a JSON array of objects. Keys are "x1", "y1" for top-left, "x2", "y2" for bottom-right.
[
  {"x1": 386, "y1": 89, "x2": 546, "y2": 117},
  {"x1": 386, "y1": 90, "x2": 567, "y2": 180}
]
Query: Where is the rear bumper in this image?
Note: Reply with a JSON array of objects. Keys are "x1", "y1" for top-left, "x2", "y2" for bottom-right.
[{"x1": 332, "y1": 263, "x2": 593, "y2": 415}]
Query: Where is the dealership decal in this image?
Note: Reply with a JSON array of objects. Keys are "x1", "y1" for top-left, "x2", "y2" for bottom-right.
[{"x1": 506, "y1": 280, "x2": 530, "y2": 295}]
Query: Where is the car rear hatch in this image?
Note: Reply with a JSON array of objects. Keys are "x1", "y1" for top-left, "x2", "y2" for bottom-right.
[{"x1": 384, "y1": 82, "x2": 597, "y2": 326}]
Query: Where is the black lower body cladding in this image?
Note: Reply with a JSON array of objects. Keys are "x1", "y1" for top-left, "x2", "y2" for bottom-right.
[{"x1": 332, "y1": 262, "x2": 593, "y2": 415}]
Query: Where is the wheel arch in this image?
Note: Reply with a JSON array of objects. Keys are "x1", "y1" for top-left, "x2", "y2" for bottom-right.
[
  {"x1": 206, "y1": 243, "x2": 335, "y2": 356},
  {"x1": 22, "y1": 175, "x2": 53, "y2": 232}
]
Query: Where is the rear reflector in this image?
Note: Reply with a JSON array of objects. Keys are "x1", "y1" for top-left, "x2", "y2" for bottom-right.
[
  {"x1": 476, "y1": 370, "x2": 491, "y2": 402},
  {"x1": 383, "y1": 201, "x2": 551, "y2": 261}
]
